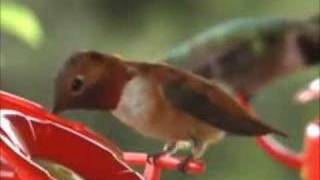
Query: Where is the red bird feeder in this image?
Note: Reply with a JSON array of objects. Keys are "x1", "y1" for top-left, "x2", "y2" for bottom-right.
[
  {"x1": 256, "y1": 78, "x2": 320, "y2": 180},
  {"x1": 0, "y1": 91, "x2": 204, "y2": 180},
  {"x1": 256, "y1": 120, "x2": 320, "y2": 180}
]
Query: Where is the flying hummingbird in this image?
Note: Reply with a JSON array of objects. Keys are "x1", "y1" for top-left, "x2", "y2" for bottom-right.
[
  {"x1": 52, "y1": 51, "x2": 286, "y2": 171},
  {"x1": 166, "y1": 16, "x2": 320, "y2": 101}
]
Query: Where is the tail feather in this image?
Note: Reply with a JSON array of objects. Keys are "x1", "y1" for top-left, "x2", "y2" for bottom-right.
[
  {"x1": 228, "y1": 117, "x2": 288, "y2": 137},
  {"x1": 250, "y1": 120, "x2": 288, "y2": 137}
]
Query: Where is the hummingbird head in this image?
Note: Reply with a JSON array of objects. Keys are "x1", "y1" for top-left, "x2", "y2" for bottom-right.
[{"x1": 52, "y1": 51, "x2": 131, "y2": 113}]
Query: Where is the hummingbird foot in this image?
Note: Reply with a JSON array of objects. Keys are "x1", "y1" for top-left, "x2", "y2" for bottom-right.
[
  {"x1": 177, "y1": 155, "x2": 194, "y2": 173},
  {"x1": 146, "y1": 152, "x2": 168, "y2": 165},
  {"x1": 147, "y1": 142, "x2": 178, "y2": 165}
]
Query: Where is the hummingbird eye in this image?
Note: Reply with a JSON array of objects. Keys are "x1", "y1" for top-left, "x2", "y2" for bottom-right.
[{"x1": 71, "y1": 75, "x2": 84, "y2": 94}]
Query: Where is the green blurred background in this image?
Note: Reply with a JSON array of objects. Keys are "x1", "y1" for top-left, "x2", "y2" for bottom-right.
[{"x1": 1, "y1": 0, "x2": 319, "y2": 179}]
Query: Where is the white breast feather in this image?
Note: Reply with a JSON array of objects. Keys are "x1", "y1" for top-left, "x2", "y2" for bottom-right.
[{"x1": 111, "y1": 76, "x2": 157, "y2": 129}]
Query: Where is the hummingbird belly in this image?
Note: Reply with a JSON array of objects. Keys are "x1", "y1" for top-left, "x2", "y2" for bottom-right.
[{"x1": 112, "y1": 75, "x2": 224, "y2": 143}]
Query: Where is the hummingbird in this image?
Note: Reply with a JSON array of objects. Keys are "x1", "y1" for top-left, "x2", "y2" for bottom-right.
[
  {"x1": 166, "y1": 16, "x2": 320, "y2": 101},
  {"x1": 53, "y1": 51, "x2": 286, "y2": 171}
]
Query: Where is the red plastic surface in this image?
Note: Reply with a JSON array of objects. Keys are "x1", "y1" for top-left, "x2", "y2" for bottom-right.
[
  {"x1": 0, "y1": 91, "x2": 142, "y2": 180},
  {"x1": 0, "y1": 91, "x2": 205, "y2": 180},
  {"x1": 256, "y1": 79, "x2": 320, "y2": 180}
]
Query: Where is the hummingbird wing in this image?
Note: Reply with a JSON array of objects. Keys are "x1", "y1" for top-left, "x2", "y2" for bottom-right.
[{"x1": 160, "y1": 65, "x2": 286, "y2": 136}]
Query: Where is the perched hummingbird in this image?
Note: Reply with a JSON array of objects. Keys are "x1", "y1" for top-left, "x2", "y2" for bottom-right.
[
  {"x1": 166, "y1": 16, "x2": 320, "y2": 101},
  {"x1": 53, "y1": 51, "x2": 286, "y2": 170}
]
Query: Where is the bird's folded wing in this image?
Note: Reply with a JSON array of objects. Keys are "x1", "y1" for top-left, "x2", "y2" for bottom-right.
[{"x1": 160, "y1": 65, "x2": 286, "y2": 136}]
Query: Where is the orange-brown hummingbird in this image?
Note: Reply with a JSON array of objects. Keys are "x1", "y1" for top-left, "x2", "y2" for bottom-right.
[{"x1": 52, "y1": 51, "x2": 286, "y2": 170}]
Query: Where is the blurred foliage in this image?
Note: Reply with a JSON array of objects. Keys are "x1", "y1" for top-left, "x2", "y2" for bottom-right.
[
  {"x1": 1, "y1": 0, "x2": 319, "y2": 179},
  {"x1": 0, "y1": 0, "x2": 44, "y2": 48}
]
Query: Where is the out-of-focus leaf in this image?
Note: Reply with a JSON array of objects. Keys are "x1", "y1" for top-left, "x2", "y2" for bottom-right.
[{"x1": 0, "y1": 1, "x2": 44, "y2": 48}]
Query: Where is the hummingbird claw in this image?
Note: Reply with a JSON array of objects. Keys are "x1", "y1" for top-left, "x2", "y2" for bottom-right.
[
  {"x1": 147, "y1": 152, "x2": 167, "y2": 165},
  {"x1": 177, "y1": 156, "x2": 194, "y2": 174}
]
